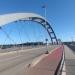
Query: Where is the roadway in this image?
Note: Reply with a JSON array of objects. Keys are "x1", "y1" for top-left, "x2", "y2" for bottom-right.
[{"x1": 0, "y1": 45, "x2": 59, "y2": 75}]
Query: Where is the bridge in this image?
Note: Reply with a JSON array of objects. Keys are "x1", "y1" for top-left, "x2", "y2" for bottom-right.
[{"x1": 0, "y1": 13, "x2": 74, "y2": 75}]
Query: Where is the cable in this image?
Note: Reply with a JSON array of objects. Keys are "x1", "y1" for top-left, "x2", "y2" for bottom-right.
[
  {"x1": 18, "y1": 22, "x2": 23, "y2": 50},
  {"x1": 23, "y1": 21, "x2": 32, "y2": 42},
  {"x1": 0, "y1": 27, "x2": 16, "y2": 45}
]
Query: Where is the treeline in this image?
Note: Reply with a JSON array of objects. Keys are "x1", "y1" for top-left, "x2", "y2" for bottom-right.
[
  {"x1": 0, "y1": 42, "x2": 46, "y2": 49},
  {"x1": 63, "y1": 41, "x2": 75, "y2": 45}
]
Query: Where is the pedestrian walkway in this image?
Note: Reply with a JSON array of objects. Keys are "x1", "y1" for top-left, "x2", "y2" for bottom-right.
[
  {"x1": 25, "y1": 46, "x2": 63, "y2": 75},
  {"x1": 63, "y1": 45, "x2": 75, "y2": 75}
]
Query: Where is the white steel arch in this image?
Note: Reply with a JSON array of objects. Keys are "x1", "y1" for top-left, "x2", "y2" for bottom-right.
[{"x1": 0, "y1": 13, "x2": 58, "y2": 44}]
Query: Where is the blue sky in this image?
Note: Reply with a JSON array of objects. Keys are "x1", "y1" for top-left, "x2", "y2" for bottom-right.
[{"x1": 0, "y1": 0, "x2": 75, "y2": 44}]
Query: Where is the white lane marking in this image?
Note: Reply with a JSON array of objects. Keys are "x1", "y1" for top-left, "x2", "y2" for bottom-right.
[
  {"x1": 29, "y1": 46, "x2": 62, "y2": 67},
  {"x1": 61, "y1": 62, "x2": 66, "y2": 75},
  {"x1": 30, "y1": 54, "x2": 47, "y2": 67},
  {"x1": 61, "y1": 46, "x2": 66, "y2": 75}
]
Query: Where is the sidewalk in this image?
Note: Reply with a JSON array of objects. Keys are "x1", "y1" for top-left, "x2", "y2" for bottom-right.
[
  {"x1": 25, "y1": 46, "x2": 63, "y2": 75},
  {"x1": 63, "y1": 45, "x2": 75, "y2": 75}
]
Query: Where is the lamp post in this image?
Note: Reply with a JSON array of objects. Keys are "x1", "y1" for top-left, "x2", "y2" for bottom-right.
[
  {"x1": 42, "y1": 4, "x2": 49, "y2": 54},
  {"x1": 42, "y1": 4, "x2": 47, "y2": 24}
]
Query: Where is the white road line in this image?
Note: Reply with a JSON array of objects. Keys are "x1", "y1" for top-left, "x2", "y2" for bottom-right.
[
  {"x1": 61, "y1": 46, "x2": 66, "y2": 75},
  {"x1": 29, "y1": 46, "x2": 62, "y2": 67},
  {"x1": 61, "y1": 62, "x2": 66, "y2": 75},
  {"x1": 30, "y1": 54, "x2": 47, "y2": 67}
]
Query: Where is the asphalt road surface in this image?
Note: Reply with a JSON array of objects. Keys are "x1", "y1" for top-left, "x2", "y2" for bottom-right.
[{"x1": 0, "y1": 45, "x2": 59, "y2": 75}]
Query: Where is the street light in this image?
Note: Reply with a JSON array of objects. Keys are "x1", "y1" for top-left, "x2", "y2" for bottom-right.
[
  {"x1": 42, "y1": 4, "x2": 49, "y2": 54},
  {"x1": 42, "y1": 4, "x2": 47, "y2": 24}
]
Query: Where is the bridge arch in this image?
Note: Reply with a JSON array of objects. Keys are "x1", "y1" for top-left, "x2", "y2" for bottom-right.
[{"x1": 0, "y1": 13, "x2": 58, "y2": 44}]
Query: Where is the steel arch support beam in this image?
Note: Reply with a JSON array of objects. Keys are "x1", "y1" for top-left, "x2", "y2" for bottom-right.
[{"x1": 0, "y1": 13, "x2": 58, "y2": 44}]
